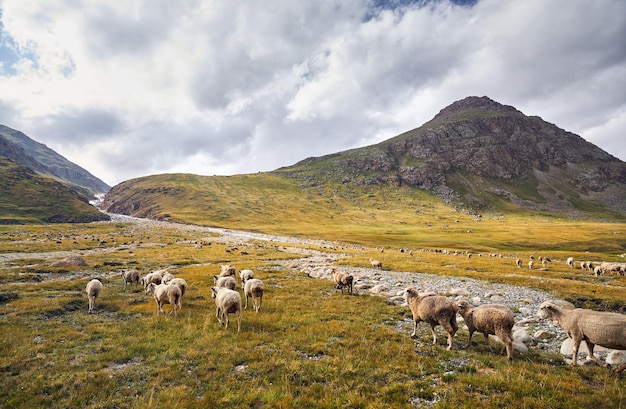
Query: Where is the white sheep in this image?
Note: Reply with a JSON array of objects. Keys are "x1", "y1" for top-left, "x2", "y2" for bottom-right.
[
  {"x1": 537, "y1": 301, "x2": 626, "y2": 367},
  {"x1": 140, "y1": 271, "x2": 163, "y2": 288},
  {"x1": 211, "y1": 286, "x2": 242, "y2": 331},
  {"x1": 566, "y1": 257, "x2": 575, "y2": 268},
  {"x1": 369, "y1": 258, "x2": 383, "y2": 269},
  {"x1": 145, "y1": 282, "x2": 181, "y2": 317},
  {"x1": 168, "y1": 277, "x2": 187, "y2": 309},
  {"x1": 86, "y1": 279, "x2": 103, "y2": 314},
  {"x1": 161, "y1": 272, "x2": 175, "y2": 284},
  {"x1": 456, "y1": 300, "x2": 515, "y2": 360},
  {"x1": 219, "y1": 264, "x2": 236, "y2": 277},
  {"x1": 404, "y1": 287, "x2": 458, "y2": 350},
  {"x1": 332, "y1": 268, "x2": 354, "y2": 295},
  {"x1": 239, "y1": 269, "x2": 254, "y2": 284},
  {"x1": 213, "y1": 275, "x2": 236, "y2": 290},
  {"x1": 120, "y1": 269, "x2": 139, "y2": 290},
  {"x1": 515, "y1": 258, "x2": 522, "y2": 268},
  {"x1": 244, "y1": 278, "x2": 265, "y2": 313},
  {"x1": 528, "y1": 260, "x2": 534, "y2": 270}
]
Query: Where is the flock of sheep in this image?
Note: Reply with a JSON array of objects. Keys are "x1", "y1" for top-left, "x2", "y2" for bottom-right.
[
  {"x1": 84, "y1": 264, "x2": 265, "y2": 333},
  {"x1": 516, "y1": 255, "x2": 626, "y2": 276},
  {"x1": 84, "y1": 253, "x2": 625, "y2": 372},
  {"x1": 333, "y1": 258, "x2": 626, "y2": 372}
]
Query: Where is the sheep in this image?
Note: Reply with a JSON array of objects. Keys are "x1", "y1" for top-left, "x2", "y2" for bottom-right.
[
  {"x1": 140, "y1": 271, "x2": 163, "y2": 288},
  {"x1": 369, "y1": 258, "x2": 383, "y2": 269},
  {"x1": 213, "y1": 275, "x2": 237, "y2": 290},
  {"x1": 161, "y1": 272, "x2": 175, "y2": 284},
  {"x1": 244, "y1": 278, "x2": 265, "y2": 313},
  {"x1": 86, "y1": 279, "x2": 103, "y2": 314},
  {"x1": 120, "y1": 269, "x2": 139, "y2": 290},
  {"x1": 455, "y1": 300, "x2": 515, "y2": 360},
  {"x1": 404, "y1": 287, "x2": 458, "y2": 350},
  {"x1": 566, "y1": 257, "x2": 575, "y2": 268},
  {"x1": 528, "y1": 260, "x2": 534, "y2": 270},
  {"x1": 168, "y1": 277, "x2": 187, "y2": 309},
  {"x1": 219, "y1": 264, "x2": 236, "y2": 277},
  {"x1": 332, "y1": 268, "x2": 353, "y2": 295},
  {"x1": 211, "y1": 286, "x2": 242, "y2": 331},
  {"x1": 145, "y1": 282, "x2": 181, "y2": 317},
  {"x1": 536, "y1": 301, "x2": 626, "y2": 367},
  {"x1": 516, "y1": 258, "x2": 522, "y2": 268},
  {"x1": 239, "y1": 269, "x2": 254, "y2": 284}
]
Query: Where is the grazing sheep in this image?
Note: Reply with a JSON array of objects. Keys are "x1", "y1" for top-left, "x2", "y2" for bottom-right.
[
  {"x1": 145, "y1": 283, "x2": 181, "y2": 317},
  {"x1": 211, "y1": 286, "x2": 242, "y2": 331},
  {"x1": 239, "y1": 269, "x2": 254, "y2": 284},
  {"x1": 120, "y1": 269, "x2": 140, "y2": 290},
  {"x1": 369, "y1": 258, "x2": 383, "y2": 269},
  {"x1": 244, "y1": 278, "x2": 265, "y2": 313},
  {"x1": 404, "y1": 287, "x2": 458, "y2": 350},
  {"x1": 528, "y1": 260, "x2": 534, "y2": 270},
  {"x1": 537, "y1": 301, "x2": 626, "y2": 367},
  {"x1": 594, "y1": 266, "x2": 604, "y2": 276},
  {"x1": 140, "y1": 271, "x2": 163, "y2": 288},
  {"x1": 332, "y1": 268, "x2": 354, "y2": 295},
  {"x1": 213, "y1": 275, "x2": 237, "y2": 290},
  {"x1": 566, "y1": 257, "x2": 575, "y2": 268},
  {"x1": 456, "y1": 300, "x2": 515, "y2": 360},
  {"x1": 161, "y1": 272, "x2": 175, "y2": 284},
  {"x1": 516, "y1": 258, "x2": 522, "y2": 268},
  {"x1": 219, "y1": 264, "x2": 236, "y2": 277},
  {"x1": 86, "y1": 279, "x2": 103, "y2": 313},
  {"x1": 168, "y1": 278, "x2": 187, "y2": 308}
]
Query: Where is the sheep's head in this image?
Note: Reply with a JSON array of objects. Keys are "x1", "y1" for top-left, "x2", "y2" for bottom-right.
[
  {"x1": 145, "y1": 283, "x2": 156, "y2": 295},
  {"x1": 210, "y1": 287, "x2": 218, "y2": 299},
  {"x1": 404, "y1": 287, "x2": 419, "y2": 300},
  {"x1": 536, "y1": 302, "x2": 557, "y2": 320},
  {"x1": 456, "y1": 300, "x2": 471, "y2": 313}
]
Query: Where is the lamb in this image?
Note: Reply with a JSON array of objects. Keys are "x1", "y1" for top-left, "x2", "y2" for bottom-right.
[
  {"x1": 86, "y1": 279, "x2": 103, "y2": 314},
  {"x1": 369, "y1": 258, "x2": 383, "y2": 269},
  {"x1": 244, "y1": 278, "x2": 265, "y2": 313},
  {"x1": 219, "y1": 264, "x2": 236, "y2": 277},
  {"x1": 211, "y1": 286, "x2": 242, "y2": 331},
  {"x1": 168, "y1": 277, "x2": 187, "y2": 308},
  {"x1": 332, "y1": 268, "x2": 354, "y2": 295},
  {"x1": 213, "y1": 275, "x2": 237, "y2": 290},
  {"x1": 404, "y1": 286, "x2": 458, "y2": 350},
  {"x1": 455, "y1": 300, "x2": 515, "y2": 360},
  {"x1": 145, "y1": 282, "x2": 181, "y2": 317},
  {"x1": 566, "y1": 257, "x2": 575, "y2": 268},
  {"x1": 536, "y1": 301, "x2": 626, "y2": 367},
  {"x1": 239, "y1": 269, "x2": 254, "y2": 284},
  {"x1": 120, "y1": 269, "x2": 139, "y2": 290}
]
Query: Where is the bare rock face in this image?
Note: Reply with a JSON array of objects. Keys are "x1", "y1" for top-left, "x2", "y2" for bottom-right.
[
  {"x1": 288, "y1": 96, "x2": 626, "y2": 215},
  {"x1": 50, "y1": 255, "x2": 89, "y2": 267}
]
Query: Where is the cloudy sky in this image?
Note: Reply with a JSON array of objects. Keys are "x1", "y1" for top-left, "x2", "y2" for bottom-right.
[{"x1": 0, "y1": 0, "x2": 624, "y2": 187}]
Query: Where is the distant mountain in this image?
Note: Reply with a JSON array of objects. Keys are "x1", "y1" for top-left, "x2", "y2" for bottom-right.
[
  {"x1": 0, "y1": 124, "x2": 110, "y2": 195},
  {"x1": 103, "y1": 96, "x2": 626, "y2": 226},
  {"x1": 278, "y1": 96, "x2": 626, "y2": 216}
]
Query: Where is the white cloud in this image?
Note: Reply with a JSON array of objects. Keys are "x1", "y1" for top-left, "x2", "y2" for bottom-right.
[{"x1": 0, "y1": 0, "x2": 624, "y2": 187}]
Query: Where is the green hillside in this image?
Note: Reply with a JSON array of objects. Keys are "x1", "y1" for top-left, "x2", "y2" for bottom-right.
[{"x1": 0, "y1": 157, "x2": 109, "y2": 224}]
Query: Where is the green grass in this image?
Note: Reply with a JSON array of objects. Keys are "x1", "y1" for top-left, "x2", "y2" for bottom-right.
[{"x1": 0, "y1": 220, "x2": 624, "y2": 408}]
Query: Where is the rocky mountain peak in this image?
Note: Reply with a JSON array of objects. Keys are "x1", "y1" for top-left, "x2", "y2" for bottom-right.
[{"x1": 431, "y1": 96, "x2": 523, "y2": 123}]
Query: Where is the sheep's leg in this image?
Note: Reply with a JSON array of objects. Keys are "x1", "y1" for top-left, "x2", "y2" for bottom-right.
[
  {"x1": 484, "y1": 333, "x2": 494, "y2": 353},
  {"x1": 429, "y1": 324, "x2": 438, "y2": 346},
  {"x1": 584, "y1": 341, "x2": 602, "y2": 365},
  {"x1": 466, "y1": 330, "x2": 474, "y2": 348},
  {"x1": 571, "y1": 339, "x2": 581, "y2": 366},
  {"x1": 244, "y1": 294, "x2": 249, "y2": 310},
  {"x1": 440, "y1": 320, "x2": 456, "y2": 350},
  {"x1": 257, "y1": 295, "x2": 262, "y2": 312},
  {"x1": 236, "y1": 310, "x2": 241, "y2": 332},
  {"x1": 224, "y1": 312, "x2": 230, "y2": 330},
  {"x1": 216, "y1": 307, "x2": 223, "y2": 325},
  {"x1": 410, "y1": 320, "x2": 419, "y2": 339}
]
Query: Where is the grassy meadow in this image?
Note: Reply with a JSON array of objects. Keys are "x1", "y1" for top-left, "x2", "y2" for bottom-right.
[{"x1": 0, "y1": 210, "x2": 625, "y2": 407}]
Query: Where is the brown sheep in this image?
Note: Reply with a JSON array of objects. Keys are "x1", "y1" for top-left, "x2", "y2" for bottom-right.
[
  {"x1": 456, "y1": 300, "x2": 515, "y2": 360},
  {"x1": 332, "y1": 268, "x2": 354, "y2": 295},
  {"x1": 120, "y1": 269, "x2": 139, "y2": 290},
  {"x1": 405, "y1": 287, "x2": 458, "y2": 350},
  {"x1": 537, "y1": 301, "x2": 626, "y2": 367}
]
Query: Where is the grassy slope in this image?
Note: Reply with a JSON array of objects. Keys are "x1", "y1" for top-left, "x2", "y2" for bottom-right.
[
  {"x1": 0, "y1": 157, "x2": 109, "y2": 224},
  {"x1": 0, "y1": 222, "x2": 623, "y2": 408}
]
